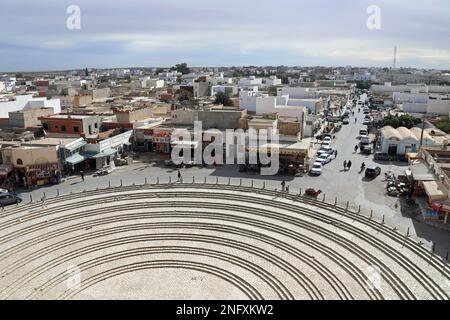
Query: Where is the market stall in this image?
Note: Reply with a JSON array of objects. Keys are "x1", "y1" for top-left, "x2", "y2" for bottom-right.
[
  {"x1": 0, "y1": 164, "x2": 14, "y2": 189},
  {"x1": 25, "y1": 163, "x2": 61, "y2": 186}
]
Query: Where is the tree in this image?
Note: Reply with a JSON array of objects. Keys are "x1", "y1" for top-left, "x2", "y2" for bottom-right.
[
  {"x1": 268, "y1": 86, "x2": 278, "y2": 96},
  {"x1": 232, "y1": 70, "x2": 242, "y2": 78},
  {"x1": 178, "y1": 89, "x2": 193, "y2": 102},
  {"x1": 155, "y1": 68, "x2": 165, "y2": 75},
  {"x1": 214, "y1": 92, "x2": 233, "y2": 106},
  {"x1": 436, "y1": 118, "x2": 450, "y2": 134},
  {"x1": 380, "y1": 114, "x2": 421, "y2": 129},
  {"x1": 171, "y1": 63, "x2": 190, "y2": 75}
]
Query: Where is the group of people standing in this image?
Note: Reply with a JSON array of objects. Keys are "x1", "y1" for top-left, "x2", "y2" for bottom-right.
[{"x1": 343, "y1": 160, "x2": 352, "y2": 171}]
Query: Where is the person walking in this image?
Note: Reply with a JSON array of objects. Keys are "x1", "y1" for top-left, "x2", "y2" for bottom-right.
[
  {"x1": 80, "y1": 170, "x2": 85, "y2": 182},
  {"x1": 334, "y1": 150, "x2": 338, "y2": 158},
  {"x1": 177, "y1": 170, "x2": 181, "y2": 182},
  {"x1": 355, "y1": 117, "x2": 357, "y2": 123},
  {"x1": 347, "y1": 160, "x2": 352, "y2": 171},
  {"x1": 286, "y1": 185, "x2": 289, "y2": 193},
  {"x1": 343, "y1": 160, "x2": 347, "y2": 171},
  {"x1": 41, "y1": 195, "x2": 47, "y2": 209},
  {"x1": 281, "y1": 180, "x2": 286, "y2": 192},
  {"x1": 354, "y1": 145, "x2": 359, "y2": 153}
]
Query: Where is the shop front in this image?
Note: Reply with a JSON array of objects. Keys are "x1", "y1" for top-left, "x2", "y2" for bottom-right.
[
  {"x1": 152, "y1": 130, "x2": 172, "y2": 153},
  {"x1": 82, "y1": 149, "x2": 118, "y2": 170},
  {"x1": 0, "y1": 164, "x2": 14, "y2": 190},
  {"x1": 25, "y1": 163, "x2": 61, "y2": 186}
]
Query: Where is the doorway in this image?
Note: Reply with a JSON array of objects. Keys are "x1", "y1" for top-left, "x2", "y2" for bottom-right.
[{"x1": 388, "y1": 144, "x2": 398, "y2": 156}]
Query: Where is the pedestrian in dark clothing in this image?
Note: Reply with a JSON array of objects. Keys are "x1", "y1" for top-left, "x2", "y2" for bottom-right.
[
  {"x1": 343, "y1": 160, "x2": 347, "y2": 170},
  {"x1": 354, "y1": 145, "x2": 359, "y2": 153},
  {"x1": 281, "y1": 180, "x2": 286, "y2": 192},
  {"x1": 347, "y1": 160, "x2": 352, "y2": 170},
  {"x1": 334, "y1": 150, "x2": 338, "y2": 158},
  {"x1": 80, "y1": 170, "x2": 85, "y2": 182},
  {"x1": 177, "y1": 170, "x2": 181, "y2": 182}
]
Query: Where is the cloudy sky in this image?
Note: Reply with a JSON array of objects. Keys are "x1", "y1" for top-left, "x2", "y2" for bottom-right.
[{"x1": 1, "y1": 0, "x2": 449, "y2": 71}]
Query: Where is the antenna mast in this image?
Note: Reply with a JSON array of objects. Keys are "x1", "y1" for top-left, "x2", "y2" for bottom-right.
[{"x1": 393, "y1": 46, "x2": 397, "y2": 70}]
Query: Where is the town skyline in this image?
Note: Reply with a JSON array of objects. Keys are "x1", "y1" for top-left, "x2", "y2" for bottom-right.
[{"x1": 1, "y1": 0, "x2": 450, "y2": 72}]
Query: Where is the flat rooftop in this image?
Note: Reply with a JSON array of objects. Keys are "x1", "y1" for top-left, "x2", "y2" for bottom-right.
[
  {"x1": 21, "y1": 137, "x2": 79, "y2": 146},
  {"x1": 42, "y1": 114, "x2": 95, "y2": 119}
]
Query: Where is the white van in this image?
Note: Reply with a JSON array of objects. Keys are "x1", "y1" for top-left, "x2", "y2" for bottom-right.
[{"x1": 360, "y1": 135, "x2": 370, "y2": 145}]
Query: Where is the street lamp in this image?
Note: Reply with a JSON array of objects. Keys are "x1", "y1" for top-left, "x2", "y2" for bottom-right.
[{"x1": 419, "y1": 113, "x2": 427, "y2": 150}]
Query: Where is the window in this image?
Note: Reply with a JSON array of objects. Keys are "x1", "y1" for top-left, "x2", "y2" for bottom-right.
[
  {"x1": 73, "y1": 126, "x2": 79, "y2": 133},
  {"x1": 42, "y1": 123, "x2": 49, "y2": 130},
  {"x1": 61, "y1": 125, "x2": 66, "y2": 132},
  {"x1": 94, "y1": 123, "x2": 98, "y2": 129},
  {"x1": 16, "y1": 159, "x2": 23, "y2": 165}
]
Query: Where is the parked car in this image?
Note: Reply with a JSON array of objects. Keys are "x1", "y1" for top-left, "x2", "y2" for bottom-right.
[
  {"x1": 0, "y1": 193, "x2": 22, "y2": 206},
  {"x1": 309, "y1": 162, "x2": 323, "y2": 176},
  {"x1": 361, "y1": 145, "x2": 373, "y2": 154},
  {"x1": 365, "y1": 165, "x2": 381, "y2": 179},
  {"x1": 359, "y1": 127, "x2": 368, "y2": 136},
  {"x1": 374, "y1": 152, "x2": 394, "y2": 161},
  {"x1": 360, "y1": 135, "x2": 370, "y2": 145},
  {"x1": 323, "y1": 133, "x2": 333, "y2": 140},
  {"x1": 321, "y1": 140, "x2": 331, "y2": 147},
  {"x1": 317, "y1": 146, "x2": 334, "y2": 156},
  {"x1": 342, "y1": 118, "x2": 350, "y2": 125},
  {"x1": 316, "y1": 153, "x2": 332, "y2": 165},
  {"x1": 362, "y1": 118, "x2": 371, "y2": 125},
  {"x1": 323, "y1": 136, "x2": 332, "y2": 143}
]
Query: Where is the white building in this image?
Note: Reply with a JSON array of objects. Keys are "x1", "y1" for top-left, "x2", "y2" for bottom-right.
[
  {"x1": 158, "y1": 72, "x2": 180, "y2": 84},
  {"x1": 141, "y1": 78, "x2": 165, "y2": 89},
  {"x1": 211, "y1": 85, "x2": 238, "y2": 97},
  {"x1": 277, "y1": 87, "x2": 319, "y2": 99},
  {"x1": 352, "y1": 72, "x2": 374, "y2": 81},
  {"x1": 0, "y1": 76, "x2": 16, "y2": 92},
  {"x1": 114, "y1": 69, "x2": 130, "y2": 78},
  {"x1": 380, "y1": 126, "x2": 450, "y2": 155},
  {"x1": 288, "y1": 77, "x2": 304, "y2": 85},
  {"x1": 264, "y1": 76, "x2": 282, "y2": 87},
  {"x1": 211, "y1": 73, "x2": 233, "y2": 85},
  {"x1": 238, "y1": 76, "x2": 262, "y2": 88},
  {"x1": 0, "y1": 94, "x2": 61, "y2": 118},
  {"x1": 393, "y1": 92, "x2": 428, "y2": 104},
  {"x1": 239, "y1": 91, "x2": 268, "y2": 112}
]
